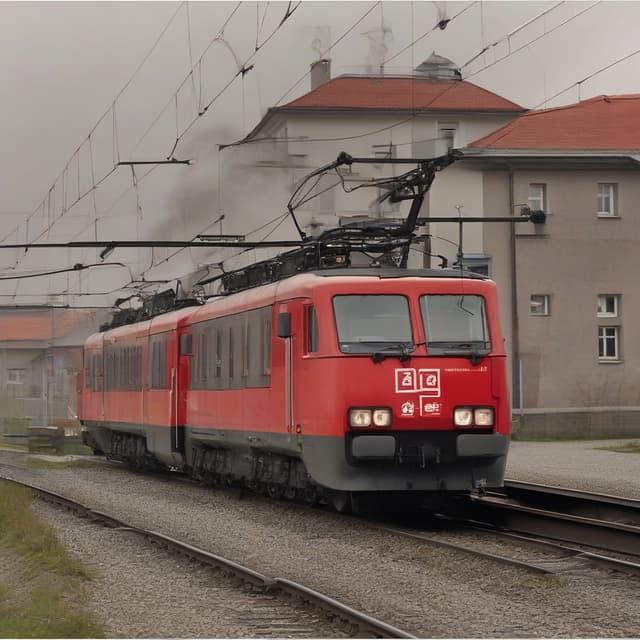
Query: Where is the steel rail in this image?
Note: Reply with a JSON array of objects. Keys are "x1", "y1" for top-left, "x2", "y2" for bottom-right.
[
  {"x1": 457, "y1": 492, "x2": 640, "y2": 558},
  {"x1": 372, "y1": 524, "x2": 553, "y2": 574},
  {"x1": 467, "y1": 527, "x2": 640, "y2": 577},
  {"x1": 0, "y1": 475, "x2": 415, "y2": 639},
  {"x1": 501, "y1": 479, "x2": 640, "y2": 525}
]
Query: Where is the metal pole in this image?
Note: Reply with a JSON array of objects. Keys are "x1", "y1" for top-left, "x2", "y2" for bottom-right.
[
  {"x1": 42, "y1": 367, "x2": 48, "y2": 427},
  {"x1": 519, "y1": 358, "x2": 524, "y2": 418}
]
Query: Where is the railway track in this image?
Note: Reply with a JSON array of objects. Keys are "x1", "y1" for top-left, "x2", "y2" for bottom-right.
[
  {"x1": 4, "y1": 451, "x2": 640, "y2": 583},
  {"x1": 0, "y1": 475, "x2": 415, "y2": 639},
  {"x1": 426, "y1": 480, "x2": 640, "y2": 576},
  {"x1": 470, "y1": 480, "x2": 640, "y2": 555}
]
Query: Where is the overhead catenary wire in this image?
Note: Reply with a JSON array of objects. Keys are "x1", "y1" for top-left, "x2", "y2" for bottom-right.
[
  {"x1": 532, "y1": 44, "x2": 640, "y2": 108},
  {"x1": 129, "y1": 1, "x2": 244, "y2": 157},
  {"x1": 8, "y1": 1, "x2": 599, "y2": 304},
  {"x1": 0, "y1": 262, "x2": 132, "y2": 281},
  {"x1": 462, "y1": 1, "x2": 601, "y2": 81},
  {"x1": 165, "y1": 1, "x2": 302, "y2": 159},
  {"x1": 9, "y1": 1, "x2": 260, "y2": 277},
  {"x1": 0, "y1": 2, "x2": 188, "y2": 251},
  {"x1": 381, "y1": 1, "x2": 478, "y2": 67},
  {"x1": 273, "y1": 1, "x2": 381, "y2": 106},
  {"x1": 58, "y1": 1, "x2": 296, "y2": 282},
  {"x1": 10, "y1": 0, "x2": 446, "y2": 293},
  {"x1": 460, "y1": 1, "x2": 565, "y2": 71}
]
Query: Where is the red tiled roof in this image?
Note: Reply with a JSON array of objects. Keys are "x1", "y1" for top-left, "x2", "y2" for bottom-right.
[
  {"x1": 0, "y1": 309, "x2": 93, "y2": 342},
  {"x1": 468, "y1": 94, "x2": 640, "y2": 149},
  {"x1": 280, "y1": 76, "x2": 524, "y2": 112}
]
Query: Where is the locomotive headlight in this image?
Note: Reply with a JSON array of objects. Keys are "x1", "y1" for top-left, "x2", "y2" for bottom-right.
[
  {"x1": 474, "y1": 408, "x2": 494, "y2": 426},
  {"x1": 372, "y1": 408, "x2": 392, "y2": 427},
  {"x1": 349, "y1": 408, "x2": 372, "y2": 427},
  {"x1": 454, "y1": 407, "x2": 474, "y2": 427}
]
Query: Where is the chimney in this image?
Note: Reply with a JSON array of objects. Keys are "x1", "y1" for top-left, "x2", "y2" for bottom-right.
[{"x1": 310, "y1": 59, "x2": 331, "y2": 90}]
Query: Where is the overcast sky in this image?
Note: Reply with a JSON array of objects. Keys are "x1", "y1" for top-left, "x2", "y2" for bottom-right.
[{"x1": 1, "y1": 1, "x2": 639, "y2": 305}]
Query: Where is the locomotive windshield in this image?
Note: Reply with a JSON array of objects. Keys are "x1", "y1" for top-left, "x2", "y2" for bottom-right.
[
  {"x1": 333, "y1": 295, "x2": 414, "y2": 354},
  {"x1": 420, "y1": 294, "x2": 491, "y2": 357}
]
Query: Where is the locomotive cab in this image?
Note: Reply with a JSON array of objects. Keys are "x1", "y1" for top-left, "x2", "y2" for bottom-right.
[{"x1": 281, "y1": 269, "x2": 510, "y2": 498}]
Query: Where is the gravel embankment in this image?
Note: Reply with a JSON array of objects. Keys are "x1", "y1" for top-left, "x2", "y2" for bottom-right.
[
  {"x1": 2, "y1": 448, "x2": 640, "y2": 638},
  {"x1": 30, "y1": 499, "x2": 351, "y2": 638},
  {"x1": 506, "y1": 439, "x2": 640, "y2": 499}
]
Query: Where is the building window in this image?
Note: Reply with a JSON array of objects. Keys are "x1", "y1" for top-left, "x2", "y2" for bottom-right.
[
  {"x1": 528, "y1": 183, "x2": 547, "y2": 212},
  {"x1": 597, "y1": 294, "x2": 619, "y2": 317},
  {"x1": 597, "y1": 183, "x2": 617, "y2": 217},
  {"x1": 598, "y1": 326, "x2": 620, "y2": 361},
  {"x1": 7, "y1": 369, "x2": 26, "y2": 384},
  {"x1": 437, "y1": 121, "x2": 458, "y2": 151},
  {"x1": 529, "y1": 294, "x2": 550, "y2": 316}
]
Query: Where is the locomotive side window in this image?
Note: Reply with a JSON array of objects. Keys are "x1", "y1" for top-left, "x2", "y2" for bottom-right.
[
  {"x1": 262, "y1": 313, "x2": 271, "y2": 375},
  {"x1": 201, "y1": 331, "x2": 209, "y2": 384},
  {"x1": 333, "y1": 295, "x2": 413, "y2": 354},
  {"x1": 97, "y1": 354, "x2": 103, "y2": 391},
  {"x1": 85, "y1": 354, "x2": 94, "y2": 390},
  {"x1": 242, "y1": 321, "x2": 250, "y2": 378},
  {"x1": 149, "y1": 335, "x2": 168, "y2": 389},
  {"x1": 228, "y1": 327, "x2": 235, "y2": 381},
  {"x1": 215, "y1": 329, "x2": 222, "y2": 379},
  {"x1": 188, "y1": 305, "x2": 272, "y2": 390},
  {"x1": 420, "y1": 295, "x2": 491, "y2": 356},
  {"x1": 307, "y1": 306, "x2": 319, "y2": 353}
]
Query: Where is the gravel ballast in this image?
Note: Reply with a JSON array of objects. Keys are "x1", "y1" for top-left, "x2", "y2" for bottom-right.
[
  {"x1": 506, "y1": 439, "x2": 640, "y2": 499},
  {"x1": 30, "y1": 499, "x2": 351, "y2": 638},
  {"x1": 2, "y1": 445, "x2": 640, "y2": 638}
]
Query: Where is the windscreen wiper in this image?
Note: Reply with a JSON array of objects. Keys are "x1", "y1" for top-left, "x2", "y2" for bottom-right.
[
  {"x1": 428, "y1": 342, "x2": 489, "y2": 365},
  {"x1": 367, "y1": 342, "x2": 415, "y2": 364}
]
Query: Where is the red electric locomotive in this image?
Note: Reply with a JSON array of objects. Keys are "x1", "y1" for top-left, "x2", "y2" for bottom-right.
[
  {"x1": 79, "y1": 152, "x2": 512, "y2": 512},
  {"x1": 80, "y1": 267, "x2": 509, "y2": 512}
]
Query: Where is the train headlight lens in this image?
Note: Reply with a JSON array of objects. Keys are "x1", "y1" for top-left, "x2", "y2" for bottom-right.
[
  {"x1": 372, "y1": 408, "x2": 392, "y2": 427},
  {"x1": 349, "y1": 409, "x2": 372, "y2": 427},
  {"x1": 474, "y1": 408, "x2": 494, "y2": 426},
  {"x1": 454, "y1": 407, "x2": 474, "y2": 426}
]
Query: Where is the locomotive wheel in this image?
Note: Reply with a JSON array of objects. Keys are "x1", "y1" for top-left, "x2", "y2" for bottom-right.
[{"x1": 327, "y1": 490, "x2": 352, "y2": 514}]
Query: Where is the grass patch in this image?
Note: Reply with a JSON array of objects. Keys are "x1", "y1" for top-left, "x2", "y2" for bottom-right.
[
  {"x1": 0, "y1": 581, "x2": 103, "y2": 638},
  {"x1": 0, "y1": 482, "x2": 88, "y2": 577},
  {"x1": 0, "y1": 482, "x2": 104, "y2": 637},
  {"x1": 60, "y1": 442, "x2": 94, "y2": 456},
  {"x1": 595, "y1": 440, "x2": 640, "y2": 454},
  {"x1": 0, "y1": 440, "x2": 28, "y2": 452}
]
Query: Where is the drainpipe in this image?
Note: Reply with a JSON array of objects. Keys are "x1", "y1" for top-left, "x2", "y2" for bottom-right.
[{"x1": 508, "y1": 165, "x2": 520, "y2": 412}]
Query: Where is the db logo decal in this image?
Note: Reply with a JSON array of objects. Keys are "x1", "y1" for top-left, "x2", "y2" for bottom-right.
[
  {"x1": 418, "y1": 369, "x2": 440, "y2": 397},
  {"x1": 400, "y1": 400, "x2": 415, "y2": 417},
  {"x1": 420, "y1": 398, "x2": 442, "y2": 417},
  {"x1": 395, "y1": 368, "x2": 441, "y2": 397},
  {"x1": 395, "y1": 368, "x2": 417, "y2": 393}
]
